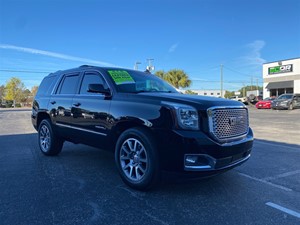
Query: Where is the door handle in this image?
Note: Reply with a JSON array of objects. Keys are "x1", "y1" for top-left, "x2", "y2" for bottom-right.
[
  {"x1": 73, "y1": 102, "x2": 81, "y2": 107},
  {"x1": 50, "y1": 101, "x2": 56, "y2": 104}
]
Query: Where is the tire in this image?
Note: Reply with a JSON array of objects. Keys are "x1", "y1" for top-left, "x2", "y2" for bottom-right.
[
  {"x1": 38, "y1": 119, "x2": 63, "y2": 156},
  {"x1": 288, "y1": 103, "x2": 294, "y2": 110},
  {"x1": 115, "y1": 127, "x2": 160, "y2": 190}
]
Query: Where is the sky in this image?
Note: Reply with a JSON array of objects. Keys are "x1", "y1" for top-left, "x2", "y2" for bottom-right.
[{"x1": 0, "y1": 0, "x2": 300, "y2": 91}]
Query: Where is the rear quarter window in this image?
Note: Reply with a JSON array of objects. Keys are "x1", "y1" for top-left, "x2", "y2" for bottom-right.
[{"x1": 36, "y1": 76, "x2": 56, "y2": 96}]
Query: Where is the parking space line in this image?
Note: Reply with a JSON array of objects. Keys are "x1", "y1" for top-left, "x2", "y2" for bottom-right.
[
  {"x1": 263, "y1": 170, "x2": 300, "y2": 181},
  {"x1": 237, "y1": 172, "x2": 292, "y2": 192},
  {"x1": 266, "y1": 202, "x2": 300, "y2": 219}
]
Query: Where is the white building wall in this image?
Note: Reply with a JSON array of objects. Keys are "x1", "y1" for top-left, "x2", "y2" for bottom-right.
[
  {"x1": 263, "y1": 58, "x2": 300, "y2": 98},
  {"x1": 187, "y1": 90, "x2": 225, "y2": 97},
  {"x1": 294, "y1": 80, "x2": 300, "y2": 93}
]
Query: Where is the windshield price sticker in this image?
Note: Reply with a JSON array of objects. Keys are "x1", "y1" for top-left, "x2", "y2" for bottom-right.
[
  {"x1": 108, "y1": 70, "x2": 135, "y2": 85},
  {"x1": 268, "y1": 64, "x2": 293, "y2": 74}
]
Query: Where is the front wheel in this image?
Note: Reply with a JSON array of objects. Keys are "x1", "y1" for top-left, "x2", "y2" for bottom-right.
[
  {"x1": 288, "y1": 103, "x2": 294, "y2": 110},
  {"x1": 115, "y1": 127, "x2": 160, "y2": 190},
  {"x1": 38, "y1": 119, "x2": 63, "y2": 156}
]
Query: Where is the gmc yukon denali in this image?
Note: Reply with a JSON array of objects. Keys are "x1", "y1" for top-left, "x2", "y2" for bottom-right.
[{"x1": 32, "y1": 65, "x2": 253, "y2": 190}]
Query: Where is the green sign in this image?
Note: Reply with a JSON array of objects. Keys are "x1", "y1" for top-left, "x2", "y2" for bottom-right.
[
  {"x1": 108, "y1": 70, "x2": 135, "y2": 85},
  {"x1": 268, "y1": 64, "x2": 293, "y2": 74}
]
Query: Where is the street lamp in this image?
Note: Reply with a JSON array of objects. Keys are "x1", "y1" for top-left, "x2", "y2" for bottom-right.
[{"x1": 134, "y1": 61, "x2": 141, "y2": 70}]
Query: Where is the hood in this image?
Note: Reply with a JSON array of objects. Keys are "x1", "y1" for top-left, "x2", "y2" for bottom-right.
[{"x1": 126, "y1": 92, "x2": 245, "y2": 110}]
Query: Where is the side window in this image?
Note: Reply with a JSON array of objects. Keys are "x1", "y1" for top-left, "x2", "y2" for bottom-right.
[
  {"x1": 79, "y1": 72, "x2": 107, "y2": 94},
  {"x1": 36, "y1": 76, "x2": 56, "y2": 96},
  {"x1": 58, "y1": 74, "x2": 80, "y2": 94}
]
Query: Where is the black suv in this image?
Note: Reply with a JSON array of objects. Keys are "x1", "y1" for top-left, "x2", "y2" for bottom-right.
[{"x1": 32, "y1": 66, "x2": 253, "y2": 190}]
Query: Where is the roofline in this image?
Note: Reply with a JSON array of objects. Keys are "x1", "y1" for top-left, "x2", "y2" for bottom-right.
[{"x1": 263, "y1": 57, "x2": 300, "y2": 65}]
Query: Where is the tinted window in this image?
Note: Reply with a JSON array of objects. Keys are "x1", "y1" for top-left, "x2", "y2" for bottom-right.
[
  {"x1": 59, "y1": 74, "x2": 79, "y2": 94},
  {"x1": 36, "y1": 76, "x2": 56, "y2": 96},
  {"x1": 79, "y1": 73, "x2": 106, "y2": 94}
]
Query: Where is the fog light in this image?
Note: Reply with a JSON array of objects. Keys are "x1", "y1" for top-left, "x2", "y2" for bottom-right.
[
  {"x1": 184, "y1": 154, "x2": 213, "y2": 170},
  {"x1": 185, "y1": 156, "x2": 198, "y2": 164}
]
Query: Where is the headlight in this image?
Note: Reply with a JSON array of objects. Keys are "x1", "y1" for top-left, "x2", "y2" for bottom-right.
[
  {"x1": 163, "y1": 102, "x2": 199, "y2": 130},
  {"x1": 176, "y1": 107, "x2": 199, "y2": 130}
]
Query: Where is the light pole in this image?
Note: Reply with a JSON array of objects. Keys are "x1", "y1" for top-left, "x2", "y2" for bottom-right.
[
  {"x1": 220, "y1": 64, "x2": 223, "y2": 98},
  {"x1": 146, "y1": 59, "x2": 155, "y2": 72},
  {"x1": 134, "y1": 61, "x2": 141, "y2": 70}
]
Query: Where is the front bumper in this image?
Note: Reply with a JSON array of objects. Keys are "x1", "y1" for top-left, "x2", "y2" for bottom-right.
[
  {"x1": 272, "y1": 102, "x2": 289, "y2": 109},
  {"x1": 184, "y1": 149, "x2": 251, "y2": 171},
  {"x1": 271, "y1": 105, "x2": 288, "y2": 110},
  {"x1": 156, "y1": 128, "x2": 253, "y2": 174}
]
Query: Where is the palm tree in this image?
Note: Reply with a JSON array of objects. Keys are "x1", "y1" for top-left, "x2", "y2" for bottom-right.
[
  {"x1": 155, "y1": 70, "x2": 166, "y2": 79},
  {"x1": 165, "y1": 69, "x2": 191, "y2": 89}
]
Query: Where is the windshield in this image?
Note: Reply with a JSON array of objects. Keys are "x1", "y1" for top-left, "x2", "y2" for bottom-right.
[
  {"x1": 263, "y1": 97, "x2": 274, "y2": 101},
  {"x1": 105, "y1": 69, "x2": 178, "y2": 93},
  {"x1": 277, "y1": 94, "x2": 293, "y2": 100}
]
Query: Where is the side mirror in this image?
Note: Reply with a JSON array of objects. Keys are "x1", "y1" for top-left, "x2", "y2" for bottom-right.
[{"x1": 88, "y1": 84, "x2": 110, "y2": 95}]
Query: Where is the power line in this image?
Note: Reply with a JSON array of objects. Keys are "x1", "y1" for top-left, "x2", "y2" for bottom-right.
[
  {"x1": 223, "y1": 65, "x2": 262, "y2": 79},
  {"x1": 0, "y1": 69, "x2": 51, "y2": 73},
  {"x1": 190, "y1": 80, "x2": 254, "y2": 83}
]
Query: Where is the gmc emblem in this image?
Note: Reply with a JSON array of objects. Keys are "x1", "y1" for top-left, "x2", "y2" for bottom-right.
[{"x1": 228, "y1": 116, "x2": 243, "y2": 126}]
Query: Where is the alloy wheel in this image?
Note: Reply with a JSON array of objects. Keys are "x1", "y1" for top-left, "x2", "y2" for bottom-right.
[
  {"x1": 119, "y1": 138, "x2": 148, "y2": 181},
  {"x1": 40, "y1": 125, "x2": 50, "y2": 152}
]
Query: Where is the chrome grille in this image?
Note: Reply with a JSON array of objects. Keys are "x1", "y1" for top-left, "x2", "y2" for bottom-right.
[{"x1": 207, "y1": 107, "x2": 249, "y2": 141}]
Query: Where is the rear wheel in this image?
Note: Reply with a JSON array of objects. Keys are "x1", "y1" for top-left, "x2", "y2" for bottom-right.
[
  {"x1": 38, "y1": 119, "x2": 63, "y2": 156},
  {"x1": 288, "y1": 103, "x2": 294, "y2": 110},
  {"x1": 115, "y1": 127, "x2": 160, "y2": 190}
]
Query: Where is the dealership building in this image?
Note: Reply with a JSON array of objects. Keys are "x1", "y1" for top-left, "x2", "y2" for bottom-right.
[{"x1": 263, "y1": 57, "x2": 300, "y2": 98}]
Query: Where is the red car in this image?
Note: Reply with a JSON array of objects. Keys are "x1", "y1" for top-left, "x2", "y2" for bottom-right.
[{"x1": 255, "y1": 97, "x2": 276, "y2": 109}]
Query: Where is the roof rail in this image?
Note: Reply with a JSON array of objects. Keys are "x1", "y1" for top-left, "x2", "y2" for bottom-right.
[{"x1": 79, "y1": 65, "x2": 92, "y2": 68}]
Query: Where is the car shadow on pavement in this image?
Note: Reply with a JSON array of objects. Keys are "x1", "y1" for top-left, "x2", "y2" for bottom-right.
[{"x1": 1, "y1": 133, "x2": 299, "y2": 195}]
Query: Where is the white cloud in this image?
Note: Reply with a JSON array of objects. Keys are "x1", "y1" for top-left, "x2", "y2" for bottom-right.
[
  {"x1": 168, "y1": 43, "x2": 179, "y2": 53},
  {"x1": 243, "y1": 40, "x2": 266, "y2": 66},
  {"x1": 0, "y1": 44, "x2": 115, "y2": 67}
]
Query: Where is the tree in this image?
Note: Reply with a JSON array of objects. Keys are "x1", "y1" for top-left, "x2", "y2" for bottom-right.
[
  {"x1": 185, "y1": 90, "x2": 198, "y2": 95},
  {"x1": 155, "y1": 69, "x2": 191, "y2": 89},
  {"x1": 224, "y1": 90, "x2": 234, "y2": 98},
  {"x1": 21, "y1": 89, "x2": 31, "y2": 103},
  {"x1": 166, "y1": 69, "x2": 191, "y2": 89},
  {"x1": 31, "y1": 86, "x2": 39, "y2": 97},
  {"x1": 0, "y1": 85, "x2": 5, "y2": 102},
  {"x1": 155, "y1": 70, "x2": 166, "y2": 79},
  {"x1": 5, "y1": 77, "x2": 26, "y2": 105}
]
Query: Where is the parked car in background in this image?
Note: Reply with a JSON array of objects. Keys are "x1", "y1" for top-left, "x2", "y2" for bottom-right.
[
  {"x1": 255, "y1": 97, "x2": 276, "y2": 109},
  {"x1": 229, "y1": 96, "x2": 248, "y2": 105},
  {"x1": 271, "y1": 94, "x2": 300, "y2": 110}
]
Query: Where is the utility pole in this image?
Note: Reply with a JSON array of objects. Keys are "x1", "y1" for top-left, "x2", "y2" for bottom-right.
[
  {"x1": 220, "y1": 64, "x2": 223, "y2": 98},
  {"x1": 256, "y1": 78, "x2": 259, "y2": 91},
  {"x1": 251, "y1": 76, "x2": 253, "y2": 90}
]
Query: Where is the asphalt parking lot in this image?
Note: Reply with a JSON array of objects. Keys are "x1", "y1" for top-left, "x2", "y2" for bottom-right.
[{"x1": 0, "y1": 107, "x2": 299, "y2": 225}]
